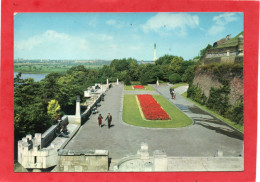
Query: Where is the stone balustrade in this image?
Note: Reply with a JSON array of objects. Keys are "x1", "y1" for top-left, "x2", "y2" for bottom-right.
[{"x1": 113, "y1": 143, "x2": 243, "y2": 172}]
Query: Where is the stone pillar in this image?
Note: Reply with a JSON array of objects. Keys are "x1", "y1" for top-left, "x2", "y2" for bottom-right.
[
  {"x1": 137, "y1": 142, "x2": 149, "y2": 160},
  {"x1": 34, "y1": 133, "x2": 42, "y2": 148},
  {"x1": 106, "y1": 78, "x2": 109, "y2": 86},
  {"x1": 18, "y1": 140, "x2": 23, "y2": 163},
  {"x1": 156, "y1": 80, "x2": 159, "y2": 86},
  {"x1": 75, "y1": 96, "x2": 81, "y2": 125},
  {"x1": 154, "y1": 43, "x2": 157, "y2": 62},
  {"x1": 117, "y1": 78, "x2": 119, "y2": 85},
  {"x1": 153, "y1": 150, "x2": 168, "y2": 171},
  {"x1": 227, "y1": 50, "x2": 230, "y2": 56}
]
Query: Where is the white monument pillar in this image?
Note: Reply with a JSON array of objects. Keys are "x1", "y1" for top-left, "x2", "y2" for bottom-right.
[
  {"x1": 153, "y1": 43, "x2": 157, "y2": 62},
  {"x1": 117, "y1": 78, "x2": 119, "y2": 85},
  {"x1": 75, "y1": 96, "x2": 81, "y2": 124},
  {"x1": 107, "y1": 78, "x2": 109, "y2": 86},
  {"x1": 156, "y1": 80, "x2": 159, "y2": 86}
]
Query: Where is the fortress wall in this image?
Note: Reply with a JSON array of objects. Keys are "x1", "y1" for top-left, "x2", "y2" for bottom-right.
[
  {"x1": 193, "y1": 72, "x2": 222, "y2": 98},
  {"x1": 207, "y1": 46, "x2": 237, "y2": 54},
  {"x1": 203, "y1": 56, "x2": 243, "y2": 65},
  {"x1": 193, "y1": 70, "x2": 243, "y2": 105}
]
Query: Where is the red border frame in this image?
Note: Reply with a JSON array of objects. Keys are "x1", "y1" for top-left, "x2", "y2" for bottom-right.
[{"x1": 1, "y1": 0, "x2": 258, "y2": 181}]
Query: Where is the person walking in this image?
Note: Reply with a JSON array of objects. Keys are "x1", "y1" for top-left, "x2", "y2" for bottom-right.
[
  {"x1": 170, "y1": 88, "x2": 174, "y2": 99},
  {"x1": 105, "y1": 113, "x2": 112, "y2": 129},
  {"x1": 172, "y1": 89, "x2": 176, "y2": 99},
  {"x1": 98, "y1": 114, "x2": 103, "y2": 128}
]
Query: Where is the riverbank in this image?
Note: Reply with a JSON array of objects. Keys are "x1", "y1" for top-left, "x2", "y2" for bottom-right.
[
  {"x1": 14, "y1": 72, "x2": 47, "y2": 81},
  {"x1": 14, "y1": 69, "x2": 65, "y2": 74},
  {"x1": 14, "y1": 64, "x2": 103, "y2": 74}
]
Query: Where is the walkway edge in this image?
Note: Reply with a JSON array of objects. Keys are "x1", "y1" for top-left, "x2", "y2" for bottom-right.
[{"x1": 60, "y1": 125, "x2": 81, "y2": 150}]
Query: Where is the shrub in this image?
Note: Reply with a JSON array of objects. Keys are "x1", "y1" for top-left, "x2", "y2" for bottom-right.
[
  {"x1": 230, "y1": 97, "x2": 244, "y2": 125},
  {"x1": 124, "y1": 75, "x2": 131, "y2": 85},
  {"x1": 169, "y1": 73, "x2": 181, "y2": 84},
  {"x1": 206, "y1": 86, "x2": 231, "y2": 116},
  {"x1": 140, "y1": 74, "x2": 149, "y2": 85},
  {"x1": 187, "y1": 85, "x2": 207, "y2": 105}
]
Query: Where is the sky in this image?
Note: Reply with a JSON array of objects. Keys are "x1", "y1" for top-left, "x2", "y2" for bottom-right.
[{"x1": 14, "y1": 12, "x2": 243, "y2": 61}]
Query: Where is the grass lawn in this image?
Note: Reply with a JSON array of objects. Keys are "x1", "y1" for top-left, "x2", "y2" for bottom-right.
[
  {"x1": 124, "y1": 85, "x2": 155, "y2": 91},
  {"x1": 170, "y1": 83, "x2": 188, "y2": 89},
  {"x1": 181, "y1": 92, "x2": 244, "y2": 133},
  {"x1": 123, "y1": 94, "x2": 192, "y2": 128}
]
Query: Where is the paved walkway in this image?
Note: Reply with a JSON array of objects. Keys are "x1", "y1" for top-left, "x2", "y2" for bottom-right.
[
  {"x1": 65, "y1": 84, "x2": 243, "y2": 159},
  {"x1": 153, "y1": 84, "x2": 243, "y2": 140}
]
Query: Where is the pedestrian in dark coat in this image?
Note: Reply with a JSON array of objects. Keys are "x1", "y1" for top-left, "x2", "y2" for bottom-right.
[
  {"x1": 169, "y1": 88, "x2": 172, "y2": 94},
  {"x1": 105, "y1": 113, "x2": 112, "y2": 128}
]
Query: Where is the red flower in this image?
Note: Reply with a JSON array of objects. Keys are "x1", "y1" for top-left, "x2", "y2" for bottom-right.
[
  {"x1": 137, "y1": 94, "x2": 170, "y2": 120},
  {"x1": 134, "y1": 85, "x2": 145, "y2": 89}
]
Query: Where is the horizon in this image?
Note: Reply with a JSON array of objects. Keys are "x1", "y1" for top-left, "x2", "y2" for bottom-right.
[{"x1": 14, "y1": 12, "x2": 243, "y2": 61}]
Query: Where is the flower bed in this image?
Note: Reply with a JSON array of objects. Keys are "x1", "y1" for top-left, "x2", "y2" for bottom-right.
[
  {"x1": 133, "y1": 85, "x2": 145, "y2": 89},
  {"x1": 137, "y1": 94, "x2": 170, "y2": 120}
]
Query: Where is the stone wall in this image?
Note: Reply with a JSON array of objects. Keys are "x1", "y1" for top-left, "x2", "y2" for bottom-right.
[
  {"x1": 57, "y1": 149, "x2": 109, "y2": 172},
  {"x1": 207, "y1": 45, "x2": 238, "y2": 54},
  {"x1": 202, "y1": 56, "x2": 243, "y2": 65},
  {"x1": 41, "y1": 125, "x2": 58, "y2": 148},
  {"x1": 17, "y1": 134, "x2": 58, "y2": 169},
  {"x1": 193, "y1": 70, "x2": 244, "y2": 105}
]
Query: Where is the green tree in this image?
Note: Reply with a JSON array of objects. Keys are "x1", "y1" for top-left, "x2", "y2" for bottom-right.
[
  {"x1": 156, "y1": 55, "x2": 175, "y2": 65},
  {"x1": 47, "y1": 100, "x2": 61, "y2": 120},
  {"x1": 41, "y1": 72, "x2": 62, "y2": 100},
  {"x1": 124, "y1": 74, "x2": 131, "y2": 85},
  {"x1": 160, "y1": 64, "x2": 169, "y2": 81},
  {"x1": 14, "y1": 77, "x2": 52, "y2": 143},
  {"x1": 169, "y1": 73, "x2": 181, "y2": 84},
  {"x1": 140, "y1": 73, "x2": 149, "y2": 85},
  {"x1": 169, "y1": 56, "x2": 184, "y2": 74},
  {"x1": 128, "y1": 60, "x2": 139, "y2": 81},
  {"x1": 182, "y1": 65, "x2": 195, "y2": 84},
  {"x1": 199, "y1": 44, "x2": 212, "y2": 60}
]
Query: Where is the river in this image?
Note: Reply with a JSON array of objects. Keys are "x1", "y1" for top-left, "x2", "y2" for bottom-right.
[{"x1": 14, "y1": 72, "x2": 47, "y2": 82}]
